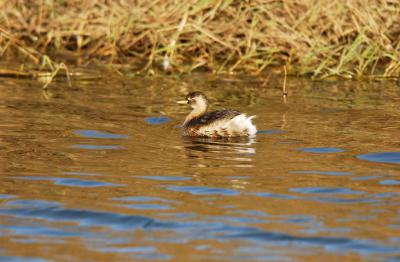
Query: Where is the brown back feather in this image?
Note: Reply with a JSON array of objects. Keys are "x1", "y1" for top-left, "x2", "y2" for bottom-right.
[{"x1": 185, "y1": 109, "x2": 241, "y2": 127}]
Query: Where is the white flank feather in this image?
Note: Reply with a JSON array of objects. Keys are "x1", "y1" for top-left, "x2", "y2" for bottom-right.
[
  {"x1": 197, "y1": 114, "x2": 257, "y2": 137},
  {"x1": 227, "y1": 114, "x2": 257, "y2": 136}
]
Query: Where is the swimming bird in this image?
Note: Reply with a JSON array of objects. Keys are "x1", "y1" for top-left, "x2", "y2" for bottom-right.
[{"x1": 177, "y1": 92, "x2": 257, "y2": 137}]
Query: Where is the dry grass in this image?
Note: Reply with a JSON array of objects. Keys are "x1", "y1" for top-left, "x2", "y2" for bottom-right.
[{"x1": 0, "y1": 0, "x2": 399, "y2": 78}]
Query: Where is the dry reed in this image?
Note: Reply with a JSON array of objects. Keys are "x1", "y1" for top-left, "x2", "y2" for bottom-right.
[{"x1": 0, "y1": 0, "x2": 399, "y2": 78}]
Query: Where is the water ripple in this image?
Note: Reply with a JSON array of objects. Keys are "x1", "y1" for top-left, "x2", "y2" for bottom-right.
[
  {"x1": 254, "y1": 192, "x2": 300, "y2": 200},
  {"x1": 7, "y1": 200, "x2": 59, "y2": 208},
  {"x1": 112, "y1": 196, "x2": 175, "y2": 203},
  {"x1": 289, "y1": 187, "x2": 365, "y2": 195},
  {"x1": 97, "y1": 246, "x2": 157, "y2": 254},
  {"x1": 166, "y1": 186, "x2": 240, "y2": 196},
  {"x1": 299, "y1": 147, "x2": 345, "y2": 153},
  {"x1": 145, "y1": 116, "x2": 171, "y2": 125},
  {"x1": 71, "y1": 144, "x2": 124, "y2": 150},
  {"x1": 257, "y1": 129, "x2": 286, "y2": 135},
  {"x1": 0, "y1": 194, "x2": 15, "y2": 199},
  {"x1": 0, "y1": 256, "x2": 48, "y2": 262},
  {"x1": 357, "y1": 152, "x2": 400, "y2": 164},
  {"x1": 95, "y1": 245, "x2": 171, "y2": 259},
  {"x1": 63, "y1": 172, "x2": 104, "y2": 176},
  {"x1": 0, "y1": 206, "x2": 158, "y2": 230},
  {"x1": 74, "y1": 130, "x2": 128, "y2": 139},
  {"x1": 134, "y1": 176, "x2": 191, "y2": 181},
  {"x1": 289, "y1": 170, "x2": 352, "y2": 176},
  {"x1": 53, "y1": 178, "x2": 120, "y2": 187},
  {"x1": 14, "y1": 176, "x2": 121, "y2": 188},
  {"x1": 0, "y1": 201, "x2": 398, "y2": 257},
  {"x1": 0, "y1": 224, "x2": 88, "y2": 238},
  {"x1": 351, "y1": 176, "x2": 381, "y2": 181},
  {"x1": 121, "y1": 204, "x2": 171, "y2": 210},
  {"x1": 254, "y1": 191, "x2": 380, "y2": 204},
  {"x1": 379, "y1": 180, "x2": 400, "y2": 186},
  {"x1": 223, "y1": 229, "x2": 398, "y2": 254}
]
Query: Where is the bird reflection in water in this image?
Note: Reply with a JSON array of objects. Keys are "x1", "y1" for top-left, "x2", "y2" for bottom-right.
[{"x1": 181, "y1": 136, "x2": 256, "y2": 168}]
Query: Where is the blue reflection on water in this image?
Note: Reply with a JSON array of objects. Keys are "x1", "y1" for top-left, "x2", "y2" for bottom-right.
[
  {"x1": 112, "y1": 196, "x2": 175, "y2": 203},
  {"x1": 0, "y1": 205, "x2": 156, "y2": 231},
  {"x1": 254, "y1": 190, "x2": 385, "y2": 205},
  {"x1": 71, "y1": 144, "x2": 123, "y2": 150},
  {"x1": 223, "y1": 228, "x2": 397, "y2": 254},
  {"x1": 254, "y1": 192, "x2": 300, "y2": 200},
  {"x1": 14, "y1": 176, "x2": 121, "y2": 188},
  {"x1": 132, "y1": 253, "x2": 171, "y2": 260},
  {"x1": 289, "y1": 170, "x2": 352, "y2": 176},
  {"x1": 0, "y1": 199, "x2": 399, "y2": 257},
  {"x1": 96, "y1": 245, "x2": 171, "y2": 259},
  {"x1": 75, "y1": 130, "x2": 128, "y2": 139},
  {"x1": 0, "y1": 194, "x2": 15, "y2": 199},
  {"x1": 0, "y1": 223, "x2": 88, "y2": 238},
  {"x1": 113, "y1": 196, "x2": 176, "y2": 210},
  {"x1": 299, "y1": 147, "x2": 345, "y2": 153},
  {"x1": 98, "y1": 246, "x2": 156, "y2": 254},
  {"x1": 145, "y1": 116, "x2": 171, "y2": 125},
  {"x1": 357, "y1": 152, "x2": 400, "y2": 164},
  {"x1": 0, "y1": 256, "x2": 48, "y2": 262},
  {"x1": 53, "y1": 178, "x2": 120, "y2": 187},
  {"x1": 351, "y1": 176, "x2": 381, "y2": 181},
  {"x1": 63, "y1": 172, "x2": 104, "y2": 177},
  {"x1": 379, "y1": 180, "x2": 400, "y2": 185},
  {"x1": 6, "y1": 200, "x2": 59, "y2": 208},
  {"x1": 166, "y1": 186, "x2": 240, "y2": 196},
  {"x1": 134, "y1": 176, "x2": 191, "y2": 181},
  {"x1": 289, "y1": 187, "x2": 365, "y2": 195},
  {"x1": 121, "y1": 204, "x2": 171, "y2": 210},
  {"x1": 226, "y1": 176, "x2": 250, "y2": 180}
]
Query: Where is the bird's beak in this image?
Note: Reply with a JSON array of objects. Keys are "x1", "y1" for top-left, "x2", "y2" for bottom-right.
[{"x1": 177, "y1": 100, "x2": 187, "y2": 105}]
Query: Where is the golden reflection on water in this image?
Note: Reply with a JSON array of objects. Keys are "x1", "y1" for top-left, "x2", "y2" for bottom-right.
[{"x1": 0, "y1": 74, "x2": 399, "y2": 261}]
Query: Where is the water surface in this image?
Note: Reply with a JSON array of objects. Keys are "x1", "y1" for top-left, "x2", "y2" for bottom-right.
[{"x1": 0, "y1": 74, "x2": 399, "y2": 261}]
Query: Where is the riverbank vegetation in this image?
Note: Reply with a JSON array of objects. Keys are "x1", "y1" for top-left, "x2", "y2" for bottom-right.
[{"x1": 1, "y1": 0, "x2": 399, "y2": 78}]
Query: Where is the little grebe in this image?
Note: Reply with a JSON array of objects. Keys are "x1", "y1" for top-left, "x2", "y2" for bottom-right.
[{"x1": 178, "y1": 92, "x2": 257, "y2": 137}]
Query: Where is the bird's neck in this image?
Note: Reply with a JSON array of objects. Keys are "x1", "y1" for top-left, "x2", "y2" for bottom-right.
[{"x1": 184, "y1": 105, "x2": 208, "y2": 125}]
